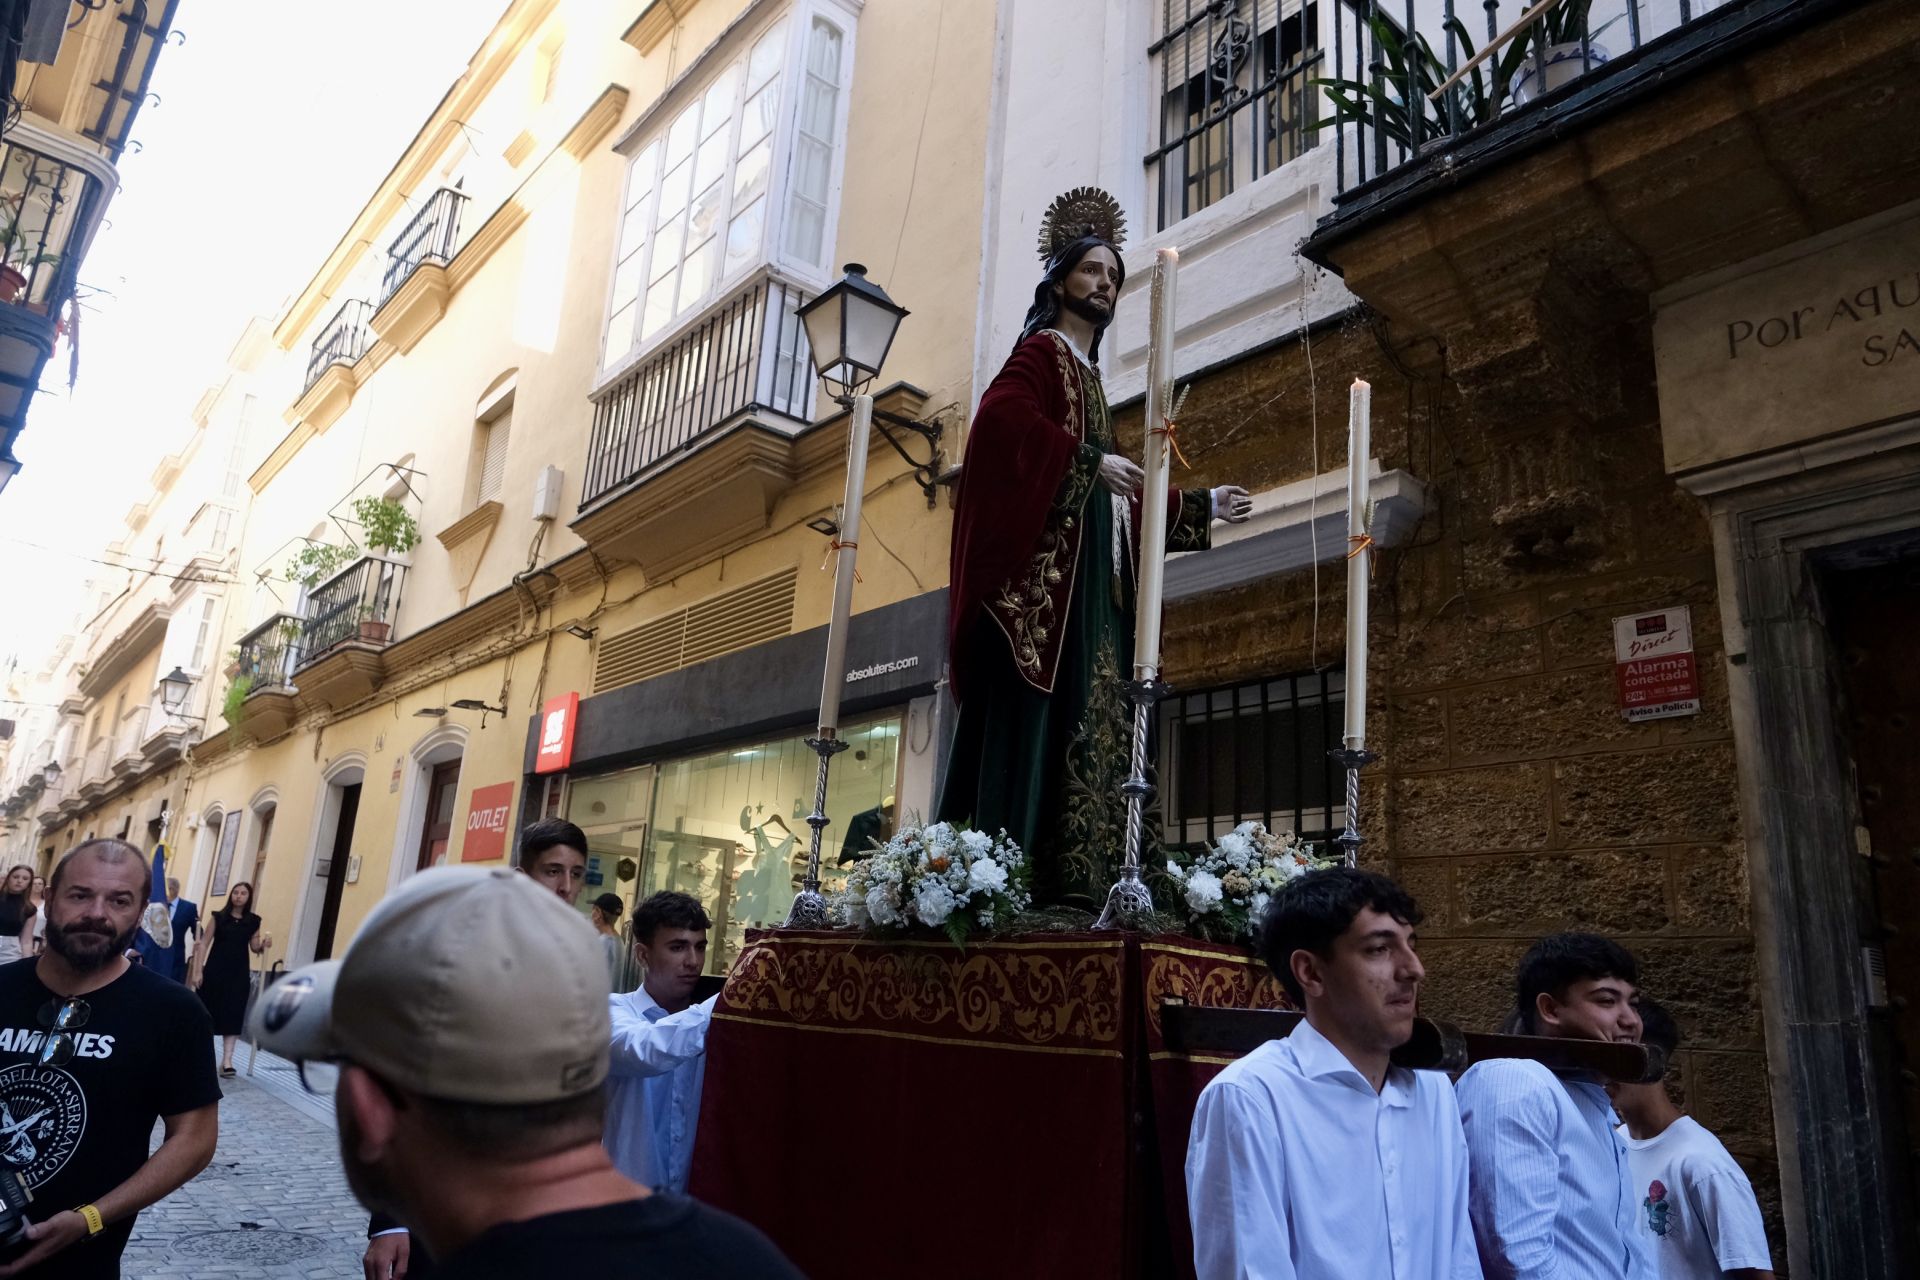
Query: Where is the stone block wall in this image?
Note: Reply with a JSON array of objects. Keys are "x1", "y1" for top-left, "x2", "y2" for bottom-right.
[{"x1": 1126, "y1": 312, "x2": 1781, "y2": 1256}]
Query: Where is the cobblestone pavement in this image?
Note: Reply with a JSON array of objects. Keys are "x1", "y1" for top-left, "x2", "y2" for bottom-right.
[{"x1": 120, "y1": 1048, "x2": 367, "y2": 1279}]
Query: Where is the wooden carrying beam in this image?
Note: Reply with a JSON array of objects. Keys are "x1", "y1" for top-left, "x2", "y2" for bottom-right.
[{"x1": 1161, "y1": 1003, "x2": 1665, "y2": 1084}]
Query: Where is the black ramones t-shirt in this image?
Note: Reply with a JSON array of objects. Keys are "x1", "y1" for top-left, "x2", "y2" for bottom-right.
[
  {"x1": 0, "y1": 957, "x2": 221, "y2": 1277},
  {"x1": 435, "y1": 1195, "x2": 806, "y2": 1279}
]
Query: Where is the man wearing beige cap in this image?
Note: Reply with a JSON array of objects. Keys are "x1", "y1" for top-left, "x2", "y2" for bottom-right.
[{"x1": 251, "y1": 866, "x2": 800, "y2": 1278}]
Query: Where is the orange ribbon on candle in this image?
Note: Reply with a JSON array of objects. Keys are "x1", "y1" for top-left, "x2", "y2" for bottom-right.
[
  {"x1": 1347, "y1": 531, "x2": 1377, "y2": 578},
  {"x1": 822, "y1": 538, "x2": 863, "y2": 583},
  {"x1": 1151, "y1": 419, "x2": 1191, "y2": 470}
]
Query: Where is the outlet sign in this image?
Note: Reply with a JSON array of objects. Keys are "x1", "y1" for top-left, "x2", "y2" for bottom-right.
[
  {"x1": 461, "y1": 781, "x2": 517, "y2": 863},
  {"x1": 1613, "y1": 607, "x2": 1702, "y2": 722},
  {"x1": 535, "y1": 693, "x2": 579, "y2": 774}
]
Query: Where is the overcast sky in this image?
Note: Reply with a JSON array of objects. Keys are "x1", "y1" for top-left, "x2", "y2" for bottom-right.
[{"x1": 0, "y1": 0, "x2": 509, "y2": 677}]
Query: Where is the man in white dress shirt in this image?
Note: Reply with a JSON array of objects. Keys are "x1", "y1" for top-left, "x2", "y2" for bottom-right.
[
  {"x1": 1185, "y1": 868, "x2": 1481, "y2": 1280},
  {"x1": 1457, "y1": 932, "x2": 1653, "y2": 1280},
  {"x1": 604, "y1": 890, "x2": 719, "y2": 1193},
  {"x1": 1610, "y1": 998, "x2": 1774, "y2": 1279}
]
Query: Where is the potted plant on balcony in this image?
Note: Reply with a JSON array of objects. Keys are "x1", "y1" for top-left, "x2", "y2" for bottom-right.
[
  {"x1": 0, "y1": 193, "x2": 59, "y2": 307},
  {"x1": 356, "y1": 603, "x2": 391, "y2": 645},
  {"x1": 222, "y1": 674, "x2": 254, "y2": 727},
  {"x1": 286, "y1": 541, "x2": 355, "y2": 593},
  {"x1": 1511, "y1": 0, "x2": 1616, "y2": 105},
  {"x1": 1312, "y1": 2, "x2": 1614, "y2": 146},
  {"x1": 351, "y1": 495, "x2": 420, "y2": 558}
]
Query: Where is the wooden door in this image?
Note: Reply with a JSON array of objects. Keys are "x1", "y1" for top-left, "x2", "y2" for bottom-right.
[
  {"x1": 1828, "y1": 555, "x2": 1920, "y2": 1261},
  {"x1": 417, "y1": 760, "x2": 463, "y2": 872}
]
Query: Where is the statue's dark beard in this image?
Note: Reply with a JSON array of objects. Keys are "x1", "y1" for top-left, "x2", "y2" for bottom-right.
[{"x1": 1061, "y1": 292, "x2": 1110, "y2": 324}]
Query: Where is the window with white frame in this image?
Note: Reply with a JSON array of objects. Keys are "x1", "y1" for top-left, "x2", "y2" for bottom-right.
[
  {"x1": 601, "y1": 5, "x2": 854, "y2": 373},
  {"x1": 186, "y1": 595, "x2": 219, "y2": 672}
]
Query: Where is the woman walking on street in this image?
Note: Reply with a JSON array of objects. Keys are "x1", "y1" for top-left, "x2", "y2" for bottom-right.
[
  {"x1": 193, "y1": 880, "x2": 271, "y2": 1075},
  {"x1": 26, "y1": 873, "x2": 46, "y2": 955},
  {"x1": 0, "y1": 864, "x2": 35, "y2": 961}
]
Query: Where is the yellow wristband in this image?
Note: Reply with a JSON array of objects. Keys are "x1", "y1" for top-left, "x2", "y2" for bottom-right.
[{"x1": 76, "y1": 1203, "x2": 104, "y2": 1237}]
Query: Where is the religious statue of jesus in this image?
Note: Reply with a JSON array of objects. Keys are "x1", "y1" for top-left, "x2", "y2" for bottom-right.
[{"x1": 937, "y1": 188, "x2": 1253, "y2": 907}]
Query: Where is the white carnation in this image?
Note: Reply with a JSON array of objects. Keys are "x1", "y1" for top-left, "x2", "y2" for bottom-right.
[
  {"x1": 967, "y1": 857, "x2": 1009, "y2": 895},
  {"x1": 867, "y1": 886, "x2": 901, "y2": 926},
  {"x1": 959, "y1": 829, "x2": 992, "y2": 856},
  {"x1": 1185, "y1": 870, "x2": 1224, "y2": 913},
  {"x1": 1249, "y1": 891, "x2": 1270, "y2": 919},
  {"x1": 1217, "y1": 832, "x2": 1254, "y2": 863},
  {"x1": 913, "y1": 881, "x2": 956, "y2": 926}
]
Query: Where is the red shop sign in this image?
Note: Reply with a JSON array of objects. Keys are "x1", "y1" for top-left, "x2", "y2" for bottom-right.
[
  {"x1": 535, "y1": 692, "x2": 579, "y2": 774},
  {"x1": 462, "y1": 781, "x2": 517, "y2": 863}
]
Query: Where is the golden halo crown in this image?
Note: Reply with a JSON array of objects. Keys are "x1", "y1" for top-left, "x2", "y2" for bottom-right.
[{"x1": 1037, "y1": 187, "x2": 1126, "y2": 263}]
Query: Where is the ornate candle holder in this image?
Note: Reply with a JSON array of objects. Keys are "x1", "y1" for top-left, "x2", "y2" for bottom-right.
[
  {"x1": 1328, "y1": 744, "x2": 1379, "y2": 869},
  {"x1": 783, "y1": 731, "x2": 851, "y2": 928},
  {"x1": 1095, "y1": 676, "x2": 1167, "y2": 929}
]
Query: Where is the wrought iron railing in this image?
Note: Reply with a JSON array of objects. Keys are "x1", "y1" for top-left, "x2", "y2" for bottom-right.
[
  {"x1": 1146, "y1": 0, "x2": 1326, "y2": 230},
  {"x1": 304, "y1": 299, "x2": 373, "y2": 392},
  {"x1": 1157, "y1": 669, "x2": 1348, "y2": 850},
  {"x1": 0, "y1": 136, "x2": 100, "y2": 314},
  {"x1": 381, "y1": 187, "x2": 468, "y2": 305},
  {"x1": 297, "y1": 556, "x2": 408, "y2": 662},
  {"x1": 235, "y1": 612, "x2": 305, "y2": 690},
  {"x1": 1325, "y1": 0, "x2": 1747, "y2": 199},
  {"x1": 583, "y1": 274, "x2": 815, "y2": 508}
]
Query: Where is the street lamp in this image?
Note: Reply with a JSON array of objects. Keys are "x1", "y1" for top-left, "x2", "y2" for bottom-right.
[
  {"x1": 796, "y1": 264, "x2": 908, "y2": 403},
  {"x1": 783, "y1": 266, "x2": 909, "y2": 929},
  {"x1": 158, "y1": 667, "x2": 195, "y2": 716}
]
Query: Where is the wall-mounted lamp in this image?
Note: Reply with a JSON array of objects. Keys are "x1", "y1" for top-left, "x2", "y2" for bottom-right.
[
  {"x1": 563, "y1": 623, "x2": 596, "y2": 641},
  {"x1": 452, "y1": 698, "x2": 508, "y2": 728},
  {"x1": 806, "y1": 514, "x2": 841, "y2": 538},
  {"x1": 157, "y1": 667, "x2": 206, "y2": 723},
  {"x1": 414, "y1": 706, "x2": 448, "y2": 718}
]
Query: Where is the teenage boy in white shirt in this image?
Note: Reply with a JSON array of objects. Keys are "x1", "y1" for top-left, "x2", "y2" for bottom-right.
[
  {"x1": 1610, "y1": 997, "x2": 1774, "y2": 1279},
  {"x1": 1456, "y1": 932, "x2": 1654, "y2": 1280},
  {"x1": 1185, "y1": 867, "x2": 1481, "y2": 1280}
]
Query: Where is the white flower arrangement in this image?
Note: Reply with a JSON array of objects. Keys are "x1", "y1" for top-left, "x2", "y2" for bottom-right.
[
  {"x1": 834, "y1": 820, "x2": 1033, "y2": 944},
  {"x1": 1164, "y1": 821, "x2": 1332, "y2": 943}
]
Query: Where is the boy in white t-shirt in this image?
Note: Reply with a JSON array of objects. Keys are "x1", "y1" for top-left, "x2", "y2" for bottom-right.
[{"x1": 1610, "y1": 998, "x2": 1774, "y2": 1279}]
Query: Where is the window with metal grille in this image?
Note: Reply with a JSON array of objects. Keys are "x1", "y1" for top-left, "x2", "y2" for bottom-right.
[
  {"x1": 1157, "y1": 669, "x2": 1346, "y2": 849},
  {"x1": 1147, "y1": 0, "x2": 1324, "y2": 232}
]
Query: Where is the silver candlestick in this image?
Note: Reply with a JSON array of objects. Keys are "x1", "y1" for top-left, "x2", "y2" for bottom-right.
[
  {"x1": 1328, "y1": 745, "x2": 1379, "y2": 869},
  {"x1": 783, "y1": 731, "x2": 850, "y2": 928},
  {"x1": 1095, "y1": 677, "x2": 1165, "y2": 929}
]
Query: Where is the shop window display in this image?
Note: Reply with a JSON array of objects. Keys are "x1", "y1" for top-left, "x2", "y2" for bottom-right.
[{"x1": 567, "y1": 713, "x2": 903, "y2": 977}]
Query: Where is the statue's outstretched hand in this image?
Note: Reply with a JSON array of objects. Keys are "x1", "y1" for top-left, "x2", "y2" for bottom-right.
[
  {"x1": 1098, "y1": 454, "x2": 1144, "y2": 496},
  {"x1": 1212, "y1": 485, "x2": 1253, "y2": 523}
]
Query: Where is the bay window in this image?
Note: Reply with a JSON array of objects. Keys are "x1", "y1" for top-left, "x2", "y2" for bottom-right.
[{"x1": 601, "y1": 4, "x2": 855, "y2": 376}]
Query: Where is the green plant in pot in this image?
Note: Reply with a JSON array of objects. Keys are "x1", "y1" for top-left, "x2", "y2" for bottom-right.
[
  {"x1": 356, "y1": 601, "x2": 392, "y2": 645},
  {"x1": 0, "y1": 193, "x2": 59, "y2": 306},
  {"x1": 223, "y1": 674, "x2": 255, "y2": 726},
  {"x1": 351, "y1": 495, "x2": 420, "y2": 557},
  {"x1": 286, "y1": 541, "x2": 355, "y2": 592},
  {"x1": 1313, "y1": 14, "x2": 1533, "y2": 149}
]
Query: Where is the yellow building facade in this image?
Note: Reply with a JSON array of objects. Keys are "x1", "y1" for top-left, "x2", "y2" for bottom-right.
[{"x1": 175, "y1": 0, "x2": 993, "y2": 971}]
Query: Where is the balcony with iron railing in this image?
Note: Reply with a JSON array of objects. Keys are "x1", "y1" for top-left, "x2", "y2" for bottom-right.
[
  {"x1": 583, "y1": 272, "x2": 816, "y2": 508},
  {"x1": 305, "y1": 299, "x2": 373, "y2": 393},
  {"x1": 111, "y1": 706, "x2": 149, "y2": 776},
  {"x1": 0, "y1": 125, "x2": 115, "y2": 468},
  {"x1": 1310, "y1": 0, "x2": 1844, "y2": 228},
  {"x1": 297, "y1": 555, "x2": 408, "y2": 664},
  {"x1": 236, "y1": 612, "x2": 305, "y2": 690},
  {"x1": 381, "y1": 187, "x2": 468, "y2": 306}
]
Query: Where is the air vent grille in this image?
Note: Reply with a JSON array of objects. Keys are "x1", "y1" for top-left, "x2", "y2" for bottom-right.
[{"x1": 592, "y1": 568, "x2": 797, "y2": 694}]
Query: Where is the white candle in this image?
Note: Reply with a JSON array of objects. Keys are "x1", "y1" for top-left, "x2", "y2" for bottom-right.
[
  {"x1": 816, "y1": 394, "x2": 872, "y2": 736},
  {"x1": 1132, "y1": 247, "x2": 1179, "y2": 680},
  {"x1": 1344, "y1": 378, "x2": 1371, "y2": 748}
]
